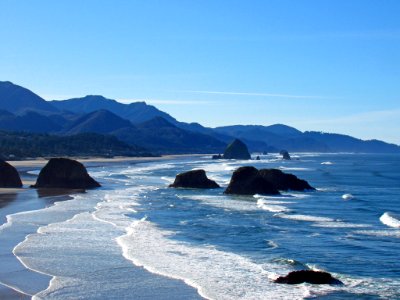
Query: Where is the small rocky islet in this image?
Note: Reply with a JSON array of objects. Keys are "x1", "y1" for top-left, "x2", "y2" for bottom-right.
[
  {"x1": 275, "y1": 270, "x2": 343, "y2": 285},
  {"x1": 222, "y1": 138, "x2": 251, "y2": 160},
  {"x1": 169, "y1": 169, "x2": 220, "y2": 189},
  {"x1": 32, "y1": 158, "x2": 101, "y2": 189},
  {"x1": 224, "y1": 166, "x2": 314, "y2": 195},
  {"x1": 170, "y1": 165, "x2": 314, "y2": 195}
]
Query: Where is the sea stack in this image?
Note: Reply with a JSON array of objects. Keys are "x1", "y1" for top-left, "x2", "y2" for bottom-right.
[
  {"x1": 279, "y1": 150, "x2": 291, "y2": 160},
  {"x1": 32, "y1": 158, "x2": 101, "y2": 189},
  {"x1": 0, "y1": 160, "x2": 23, "y2": 188},
  {"x1": 224, "y1": 166, "x2": 280, "y2": 195},
  {"x1": 169, "y1": 169, "x2": 220, "y2": 189},
  {"x1": 225, "y1": 166, "x2": 315, "y2": 195},
  {"x1": 223, "y1": 139, "x2": 251, "y2": 160}
]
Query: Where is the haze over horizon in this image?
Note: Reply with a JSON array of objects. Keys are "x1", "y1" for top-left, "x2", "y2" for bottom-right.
[{"x1": 1, "y1": 0, "x2": 399, "y2": 144}]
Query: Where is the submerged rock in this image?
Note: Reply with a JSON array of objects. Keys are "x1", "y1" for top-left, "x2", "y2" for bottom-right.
[
  {"x1": 279, "y1": 150, "x2": 291, "y2": 160},
  {"x1": 259, "y1": 169, "x2": 315, "y2": 191},
  {"x1": 169, "y1": 169, "x2": 220, "y2": 189},
  {"x1": 212, "y1": 154, "x2": 223, "y2": 160},
  {"x1": 275, "y1": 270, "x2": 343, "y2": 285},
  {"x1": 32, "y1": 158, "x2": 101, "y2": 189},
  {"x1": 224, "y1": 166, "x2": 280, "y2": 195},
  {"x1": 223, "y1": 139, "x2": 251, "y2": 160},
  {"x1": 255, "y1": 156, "x2": 261, "y2": 160},
  {"x1": 0, "y1": 160, "x2": 22, "y2": 188}
]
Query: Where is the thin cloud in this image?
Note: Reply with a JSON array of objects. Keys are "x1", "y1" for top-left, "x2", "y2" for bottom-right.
[{"x1": 178, "y1": 90, "x2": 332, "y2": 99}]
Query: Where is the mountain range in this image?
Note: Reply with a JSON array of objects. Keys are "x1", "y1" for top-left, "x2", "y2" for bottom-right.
[{"x1": 0, "y1": 80, "x2": 399, "y2": 156}]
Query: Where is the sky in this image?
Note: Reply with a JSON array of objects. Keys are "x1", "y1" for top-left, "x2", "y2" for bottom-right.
[{"x1": 0, "y1": 0, "x2": 399, "y2": 144}]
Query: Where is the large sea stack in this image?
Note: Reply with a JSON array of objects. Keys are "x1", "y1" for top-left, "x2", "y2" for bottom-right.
[
  {"x1": 224, "y1": 166, "x2": 280, "y2": 195},
  {"x1": 32, "y1": 158, "x2": 101, "y2": 189},
  {"x1": 169, "y1": 169, "x2": 220, "y2": 189},
  {"x1": 279, "y1": 150, "x2": 291, "y2": 160},
  {"x1": 259, "y1": 169, "x2": 315, "y2": 191},
  {"x1": 0, "y1": 160, "x2": 23, "y2": 188},
  {"x1": 223, "y1": 139, "x2": 251, "y2": 160}
]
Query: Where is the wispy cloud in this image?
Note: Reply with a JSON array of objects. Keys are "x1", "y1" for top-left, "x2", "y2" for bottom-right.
[
  {"x1": 178, "y1": 90, "x2": 332, "y2": 99},
  {"x1": 118, "y1": 98, "x2": 213, "y2": 105}
]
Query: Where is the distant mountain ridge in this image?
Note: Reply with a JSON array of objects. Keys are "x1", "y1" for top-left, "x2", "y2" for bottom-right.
[
  {"x1": 50, "y1": 95, "x2": 177, "y2": 124},
  {"x1": 0, "y1": 81, "x2": 399, "y2": 155},
  {"x1": 64, "y1": 109, "x2": 133, "y2": 135},
  {"x1": 0, "y1": 81, "x2": 58, "y2": 114}
]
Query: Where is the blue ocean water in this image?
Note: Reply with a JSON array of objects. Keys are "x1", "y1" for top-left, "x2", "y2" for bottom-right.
[{"x1": 1, "y1": 153, "x2": 400, "y2": 299}]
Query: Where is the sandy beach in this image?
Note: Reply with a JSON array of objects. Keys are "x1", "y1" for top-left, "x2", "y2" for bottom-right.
[
  {"x1": 0, "y1": 155, "x2": 204, "y2": 299},
  {"x1": 8, "y1": 154, "x2": 206, "y2": 168}
]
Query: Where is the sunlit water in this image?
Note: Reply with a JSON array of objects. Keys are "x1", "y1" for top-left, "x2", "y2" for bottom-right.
[{"x1": 1, "y1": 153, "x2": 400, "y2": 299}]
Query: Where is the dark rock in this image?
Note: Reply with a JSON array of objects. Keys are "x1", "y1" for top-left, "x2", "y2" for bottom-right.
[
  {"x1": 256, "y1": 156, "x2": 260, "y2": 160},
  {"x1": 279, "y1": 150, "x2": 291, "y2": 160},
  {"x1": 32, "y1": 158, "x2": 101, "y2": 189},
  {"x1": 169, "y1": 169, "x2": 220, "y2": 189},
  {"x1": 0, "y1": 160, "x2": 22, "y2": 188},
  {"x1": 212, "y1": 154, "x2": 223, "y2": 160},
  {"x1": 259, "y1": 169, "x2": 315, "y2": 191},
  {"x1": 223, "y1": 139, "x2": 251, "y2": 160},
  {"x1": 224, "y1": 166, "x2": 280, "y2": 195},
  {"x1": 275, "y1": 270, "x2": 343, "y2": 285}
]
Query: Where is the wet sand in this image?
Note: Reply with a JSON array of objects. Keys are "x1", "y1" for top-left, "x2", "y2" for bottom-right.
[{"x1": 0, "y1": 155, "x2": 204, "y2": 299}]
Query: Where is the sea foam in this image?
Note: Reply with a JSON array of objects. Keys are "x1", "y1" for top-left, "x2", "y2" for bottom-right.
[
  {"x1": 117, "y1": 218, "x2": 310, "y2": 300},
  {"x1": 380, "y1": 212, "x2": 400, "y2": 228}
]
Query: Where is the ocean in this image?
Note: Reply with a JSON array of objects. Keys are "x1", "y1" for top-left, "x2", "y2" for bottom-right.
[{"x1": 1, "y1": 153, "x2": 400, "y2": 299}]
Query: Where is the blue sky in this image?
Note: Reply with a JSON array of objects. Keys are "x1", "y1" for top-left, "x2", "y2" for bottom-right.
[{"x1": 1, "y1": 0, "x2": 399, "y2": 144}]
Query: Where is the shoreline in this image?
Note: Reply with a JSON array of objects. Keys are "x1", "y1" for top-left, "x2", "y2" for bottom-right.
[
  {"x1": 8, "y1": 154, "x2": 207, "y2": 168},
  {"x1": 0, "y1": 154, "x2": 205, "y2": 299}
]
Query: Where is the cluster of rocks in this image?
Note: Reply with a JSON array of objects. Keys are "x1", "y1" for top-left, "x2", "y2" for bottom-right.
[
  {"x1": 169, "y1": 166, "x2": 314, "y2": 196},
  {"x1": 0, "y1": 158, "x2": 100, "y2": 190},
  {"x1": 212, "y1": 139, "x2": 293, "y2": 161}
]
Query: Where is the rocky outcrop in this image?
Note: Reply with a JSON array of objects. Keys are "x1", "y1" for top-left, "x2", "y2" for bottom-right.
[
  {"x1": 169, "y1": 169, "x2": 220, "y2": 189},
  {"x1": 224, "y1": 166, "x2": 280, "y2": 195},
  {"x1": 279, "y1": 150, "x2": 291, "y2": 160},
  {"x1": 259, "y1": 169, "x2": 315, "y2": 191},
  {"x1": 0, "y1": 160, "x2": 22, "y2": 188},
  {"x1": 212, "y1": 154, "x2": 223, "y2": 160},
  {"x1": 225, "y1": 167, "x2": 315, "y2": 195},
  {"x1": 223, "y1": 139, "x2": 251, "y2": 160},
  {"x1": 275, "y1": 270, "x2": 343, "y2": 285},
  {"x1": 32, "y1": 158, "x2": 101, "y2": 189}
]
